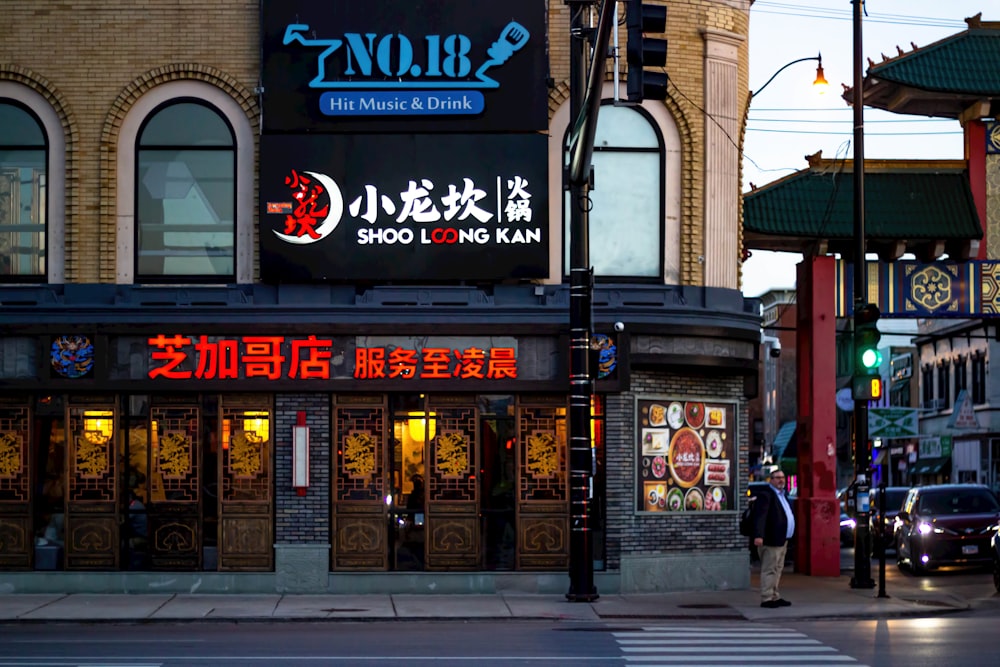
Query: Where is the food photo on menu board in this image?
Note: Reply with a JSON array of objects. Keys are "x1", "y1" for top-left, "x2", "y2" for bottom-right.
[{"x1": 636, "y1": 397, "x2": 734, "y2": 513}]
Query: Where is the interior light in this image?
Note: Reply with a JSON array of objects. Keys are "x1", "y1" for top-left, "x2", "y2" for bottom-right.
[{"x1": 407, "y1": 412, "x2": 437, "y2": 441}]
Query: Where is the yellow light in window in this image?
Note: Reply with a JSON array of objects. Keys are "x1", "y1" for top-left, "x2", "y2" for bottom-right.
[
  {"x1": 243, "y1": 411, "x2": 270, "y2": 442},
  {"x1": 407, "y1": 412, "x2": 436, "y2": 442},
  {"x1": 83, "y1": 410, "x2": 114, "y2": 438}
]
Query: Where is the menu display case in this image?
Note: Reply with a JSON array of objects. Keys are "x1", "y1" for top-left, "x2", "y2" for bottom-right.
[{"x1": 635, "y1": 397, "x2": 736, "y2": 514}]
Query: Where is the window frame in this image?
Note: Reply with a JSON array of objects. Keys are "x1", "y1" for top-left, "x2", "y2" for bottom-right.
[
  {"x1": 0, "y1": 83, "x2": 65, "y2": 284},
  {"x1": 133, "y1": 97, "x2": 237, "y2": 284},
  {"x1": 561, "y1": 101, "x2": 666, "y2": 282},
  {"x1": 116, "y1": 80, "x2": 254, "y2": 285}
]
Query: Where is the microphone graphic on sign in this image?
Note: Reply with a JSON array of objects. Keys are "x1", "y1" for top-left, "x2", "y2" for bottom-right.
[{"x1": 475, "y1": 21, "x2": 530, "y2": 87}]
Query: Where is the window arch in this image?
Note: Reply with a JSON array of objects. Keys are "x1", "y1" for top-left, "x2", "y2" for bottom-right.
[
  {"x1": 135, "y1": 99, "x2": 236, "y2": 281},
  {"x1": 563, "y1": 103, "x2": 664, "y2": 279},
  {"x1": 547, "y1": 83, "x2": 681, "y2": 285},
  {"x1": 0, "y1": 82, "x2": 65, "y2": 283},
  {"x1": 116, "y1": 80, "x2": 254, "y2": 284}
]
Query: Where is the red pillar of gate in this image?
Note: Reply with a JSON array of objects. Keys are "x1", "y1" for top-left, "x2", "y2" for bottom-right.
[{"x1": 794, "y1": 255, "x2": 840, "y2": 576}]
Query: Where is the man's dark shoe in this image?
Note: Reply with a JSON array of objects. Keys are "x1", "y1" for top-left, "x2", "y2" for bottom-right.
[
  {"x1": 775, "y1": 599, "x2": 792, "y2": 607},
  {"x1": 760, "y1": 600, "x2": 781, "y2": 608}
]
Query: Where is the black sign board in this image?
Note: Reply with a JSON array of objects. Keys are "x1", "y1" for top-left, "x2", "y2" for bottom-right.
[
  {"x1": 261, "y1": 0, "x2": 548, "y2": 133},
  {"x1": 259, "y1": 133, "x2": 549, "y2": 282}
]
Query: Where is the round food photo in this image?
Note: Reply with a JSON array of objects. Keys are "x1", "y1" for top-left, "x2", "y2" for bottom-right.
[
  {"x1": 648, "y1": 403, "x2": 667, "y2": 427},
  {"x1": 666, "y1": 487, "x2": 684, "y2": 512},
  {"x1": 684, "y1": 402, "x2": 705, "y2": 429},
  {"x1": 705, "y1": 486, "x2": 727, "y2": 511},
  {"x1": 684, "y1": 487, "x2": 704, "y2": 511},
  {"x1": 667, "y1": 427, "x2": 705, "y2": 488}
]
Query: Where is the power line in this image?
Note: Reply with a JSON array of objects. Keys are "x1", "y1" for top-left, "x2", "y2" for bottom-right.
[{"x1": 747, "y1": 128, "x2": 961, "y2": 136}]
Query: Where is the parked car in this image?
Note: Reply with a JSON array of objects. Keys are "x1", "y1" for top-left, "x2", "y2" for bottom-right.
[
  {"x1": 992, "y1": 523, "x2": 1000, "y2": 592},
  {"x1": 869, "y1": 486, "x2": 909, "y2": 555},
  {"x1": 894, "y1": 484, "x2": 1000, "y2": 574}
]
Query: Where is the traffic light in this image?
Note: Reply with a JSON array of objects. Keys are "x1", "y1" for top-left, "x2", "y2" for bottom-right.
[
  {"x1": 626, "y1": 0, "x2": 668, "y2": 103},
  {"x1": 852, "y1": 303, "x2": 883, "y2": 401}
]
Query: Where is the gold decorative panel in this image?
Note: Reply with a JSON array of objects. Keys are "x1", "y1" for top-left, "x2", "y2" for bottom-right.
[
  {"x1": 66, "y1": 407, "x2": 118, "y2": 570},
  {"x1": 219, "y1": 399, "x2": 273, "y2": 571},
  {"x1": 516, "y1": 403, "x2": 569, "y2": 570},
  {"x1": 0, "y1": 406, "x2": 29, "y2": 502},
  {"x1": 517, "y1": 516, "x2": 569, "y2": 570},
  {"x1": 333, "y1": 399, "x2": 388, "y2": 570},
  {"x1": 424, "y1": 403, "x2": 478, "y2": 570}
]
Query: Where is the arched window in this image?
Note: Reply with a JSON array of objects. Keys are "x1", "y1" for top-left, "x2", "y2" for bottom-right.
[
  {"x1": 564, "y1": 103, "x2": 664, "y2": 279},
  {"x1": 135, "y1": 100, "x2": 236, "y2": 281},
  {"x1": 0, "y1": 101, "x2": 46, "y2": 280}
]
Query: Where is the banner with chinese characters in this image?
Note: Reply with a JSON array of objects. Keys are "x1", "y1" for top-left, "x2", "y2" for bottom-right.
[
  {"x1": 634, "y1": 397, "x2": 737, "y2": 514},
  {"x1": 107, "y1": 335, "x2": 561, "y2": 387},
  {"x1": 259, "y1": 133, "x2": 548, "y2": 282},
  {"x1": 261, "y1": 0, "x2": 547, "y2": 133}
]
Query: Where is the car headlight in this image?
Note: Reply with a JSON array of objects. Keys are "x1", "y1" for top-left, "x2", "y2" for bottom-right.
[
  {"x1": 840, "y1": 517, "x2": 856, "y2": 529},
  {"x1": 917, "y1": 521, "x2": 943, "y2": 535}
]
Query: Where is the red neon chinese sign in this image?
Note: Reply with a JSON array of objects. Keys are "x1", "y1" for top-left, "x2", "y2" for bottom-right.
[{"x1": 146, "y1": 335, "x2": 517, "y2": 381}]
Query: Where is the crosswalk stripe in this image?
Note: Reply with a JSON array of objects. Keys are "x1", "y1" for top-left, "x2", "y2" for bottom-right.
[{"x1": 613, "y1": 623, "x2": 866, "y2": 667}]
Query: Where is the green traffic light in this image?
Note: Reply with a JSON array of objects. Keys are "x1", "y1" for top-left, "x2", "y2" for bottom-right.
[{"x1": 860, "y1": 348, "x2": 882, "y2": 369}]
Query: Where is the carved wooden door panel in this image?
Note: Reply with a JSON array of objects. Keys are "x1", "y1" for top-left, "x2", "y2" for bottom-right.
[
  {"x1": 218, "y1": 397, "x2": 273, "y2": 571},
  {"x1": 425, "y1": 397, "x2": 479, "y2": 570},
  {"x1": 66, "y1": 403, "x2": 119, "y2": 570},
  {"x1": 332, "y1": 396, "x2": 388, "y2": 570},
  {"x1": 0, "y1": 404, "x2": 31, "y2": 569},
  {"x1": 147, "y1": 405, "x2": 201, "y2": 570},
  {"x1": 516, "y1": 399, "x2": 569, "y2": 570}
]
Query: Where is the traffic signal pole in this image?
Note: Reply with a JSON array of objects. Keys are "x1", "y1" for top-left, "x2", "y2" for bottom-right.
[
  {"x1": 849, "y1": 0, "x2": 875, "y2": 590},
  {"x1": 566, "y1": 0, "x2": 614, "y2": 602}
]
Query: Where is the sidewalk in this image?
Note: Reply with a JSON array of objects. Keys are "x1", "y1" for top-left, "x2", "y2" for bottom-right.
[{"x1": 0, "y1": 571, "x2": 970, "y2": 623}]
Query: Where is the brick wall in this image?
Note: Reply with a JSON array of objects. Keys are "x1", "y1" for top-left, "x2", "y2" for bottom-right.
[
  {"x1": 604, "y1": 369, "x2": 750, "y2": 569},
  {"x1": 274, "y1": 394, "x2": 331, "y2": 544}
]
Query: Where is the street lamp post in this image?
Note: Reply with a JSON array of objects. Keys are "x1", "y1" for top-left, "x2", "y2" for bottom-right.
[{"x1": 751, "y1": 53, "x2": 828, "y2": 99}]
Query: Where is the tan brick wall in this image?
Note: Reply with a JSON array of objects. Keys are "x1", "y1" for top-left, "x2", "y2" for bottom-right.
[
  {"x1": 2, "y1": 0, "x2": 749, "y2": 287},
  {"x1": 2, "y1": 0, "x2": 259, "y2": 282},
  {"x1": 546, "y1": 0, "x2": 749, "y2": 286}
]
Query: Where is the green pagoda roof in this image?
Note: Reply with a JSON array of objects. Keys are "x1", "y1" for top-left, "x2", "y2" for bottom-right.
[
  {"x1": 743, "y1": 156, "x2": 982, "y2": 260},
  {"x1": 848, "y1": 14, "x2": 1000, "y2": 118}
]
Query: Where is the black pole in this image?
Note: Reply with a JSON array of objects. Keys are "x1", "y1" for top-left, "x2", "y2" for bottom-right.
[
  {"x1": 849, "y1": 0, "x2": 875, "y2": 590},
  {"x1": 565, "y1": 0, "x2": 611, "y2": 602},
  {"x1": 877, "y1": 475, "x2": 888, "y2": 596}
]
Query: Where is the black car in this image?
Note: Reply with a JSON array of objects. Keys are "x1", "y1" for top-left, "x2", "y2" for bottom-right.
[
  {"x1": 992, "y1": 523, "x2": 1000, "y2": 592},
  {"x1": 894, "y1": 484, "x2": 1000, "y2": 574},
  {"x1": 869, "y1": 486, "x2": 909, "y2": 555}
]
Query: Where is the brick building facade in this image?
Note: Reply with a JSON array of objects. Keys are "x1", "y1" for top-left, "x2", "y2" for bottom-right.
[{"x1": 0, "y1": 0, "x2": 759, "y2": 593}]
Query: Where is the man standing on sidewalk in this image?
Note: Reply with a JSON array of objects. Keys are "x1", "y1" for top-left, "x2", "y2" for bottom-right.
[{"x1": 751, "y1": 468, "x2": 795, "y2": 608}]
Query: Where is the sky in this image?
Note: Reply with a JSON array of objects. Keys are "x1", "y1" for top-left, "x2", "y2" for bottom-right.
[{"x1": 741, "y1": 1, "x2": 987, "y2": 298}]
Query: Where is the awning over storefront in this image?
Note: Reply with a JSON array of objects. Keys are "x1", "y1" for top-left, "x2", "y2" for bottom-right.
[
  {"x1": 772, "y1": 421, "x2": 797, "y2": 461},
  {"x1": 910, "y1": 457, "x2": 950, "y2": 475}
]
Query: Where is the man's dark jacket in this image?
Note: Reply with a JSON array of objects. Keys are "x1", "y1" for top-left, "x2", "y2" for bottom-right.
[{"x1": 751, "y1": 484, "x2": 790, "y2": 547}]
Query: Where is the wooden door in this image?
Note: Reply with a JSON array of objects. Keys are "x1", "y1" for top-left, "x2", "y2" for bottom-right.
[
  {"x1": 0, "y1": 404, "x2": 31, "y2": 569},
  {"x1": 65, "y1": 403, "x2": 119, "y2": 570},
  {"x1": 332, "y1": 395, "x2": 388, "y2": 570},
  {"x1": 425, "y1": 397, "x2": 479, "y2": 570},
  {"x1": 146, "y1": 405, "x2": 201, "y2": 569},
  {"x1": 218, "y1": 397, "x2": 273, "y2": 571},
  {"x1": 515, "y1": 399, "x2": 569, "y2": 570}
]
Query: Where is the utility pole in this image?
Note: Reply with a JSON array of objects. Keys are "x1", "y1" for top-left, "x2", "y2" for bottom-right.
[
  {"x1": 849, "y1": 0, "x2": 875, "y2": 590},
  {"x1": 566, "y1": 0, "x2": 614, "y2": 602}
]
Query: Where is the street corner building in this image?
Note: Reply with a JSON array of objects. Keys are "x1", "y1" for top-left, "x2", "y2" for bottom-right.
[{"x1": 0, "y1": 0, "x2": 759, "y2": 594}]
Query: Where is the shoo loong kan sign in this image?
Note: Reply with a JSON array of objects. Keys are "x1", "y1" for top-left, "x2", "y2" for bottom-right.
[
  {"x1": 258, "y1": 134, "x2": 548, "y2": 282},
  {"x1": 261, "y1": 0, "x2": 548, "y2": 133}
]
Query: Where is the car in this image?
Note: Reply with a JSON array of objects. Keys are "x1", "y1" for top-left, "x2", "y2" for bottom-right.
[
  {"x1": 992, "y1": 523, "x2": 1000, "y2": 592},
  {"x1": 839, "y1": 513, "x2": 856, "y2": 547},
  {"x1": 894, "y1": 484, "x2": 1000, "y2": 574},
  {"x1": 869, "y1": 486, "x2": 909, "y2": 555}
]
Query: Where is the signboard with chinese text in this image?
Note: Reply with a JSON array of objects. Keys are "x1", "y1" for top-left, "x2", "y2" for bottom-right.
[
  {"x1": 261, "y1": 0, "x2": 547, "y2": 133},
  {"x1": 104, "y1": 335, "x2": 561, "y2": 388},
  {"x1": 259, "y1": 133, "x2": 548, "y2": 282},
  {"x1": 634, "y1": 397, "x2": 737, "y2": 514}
]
